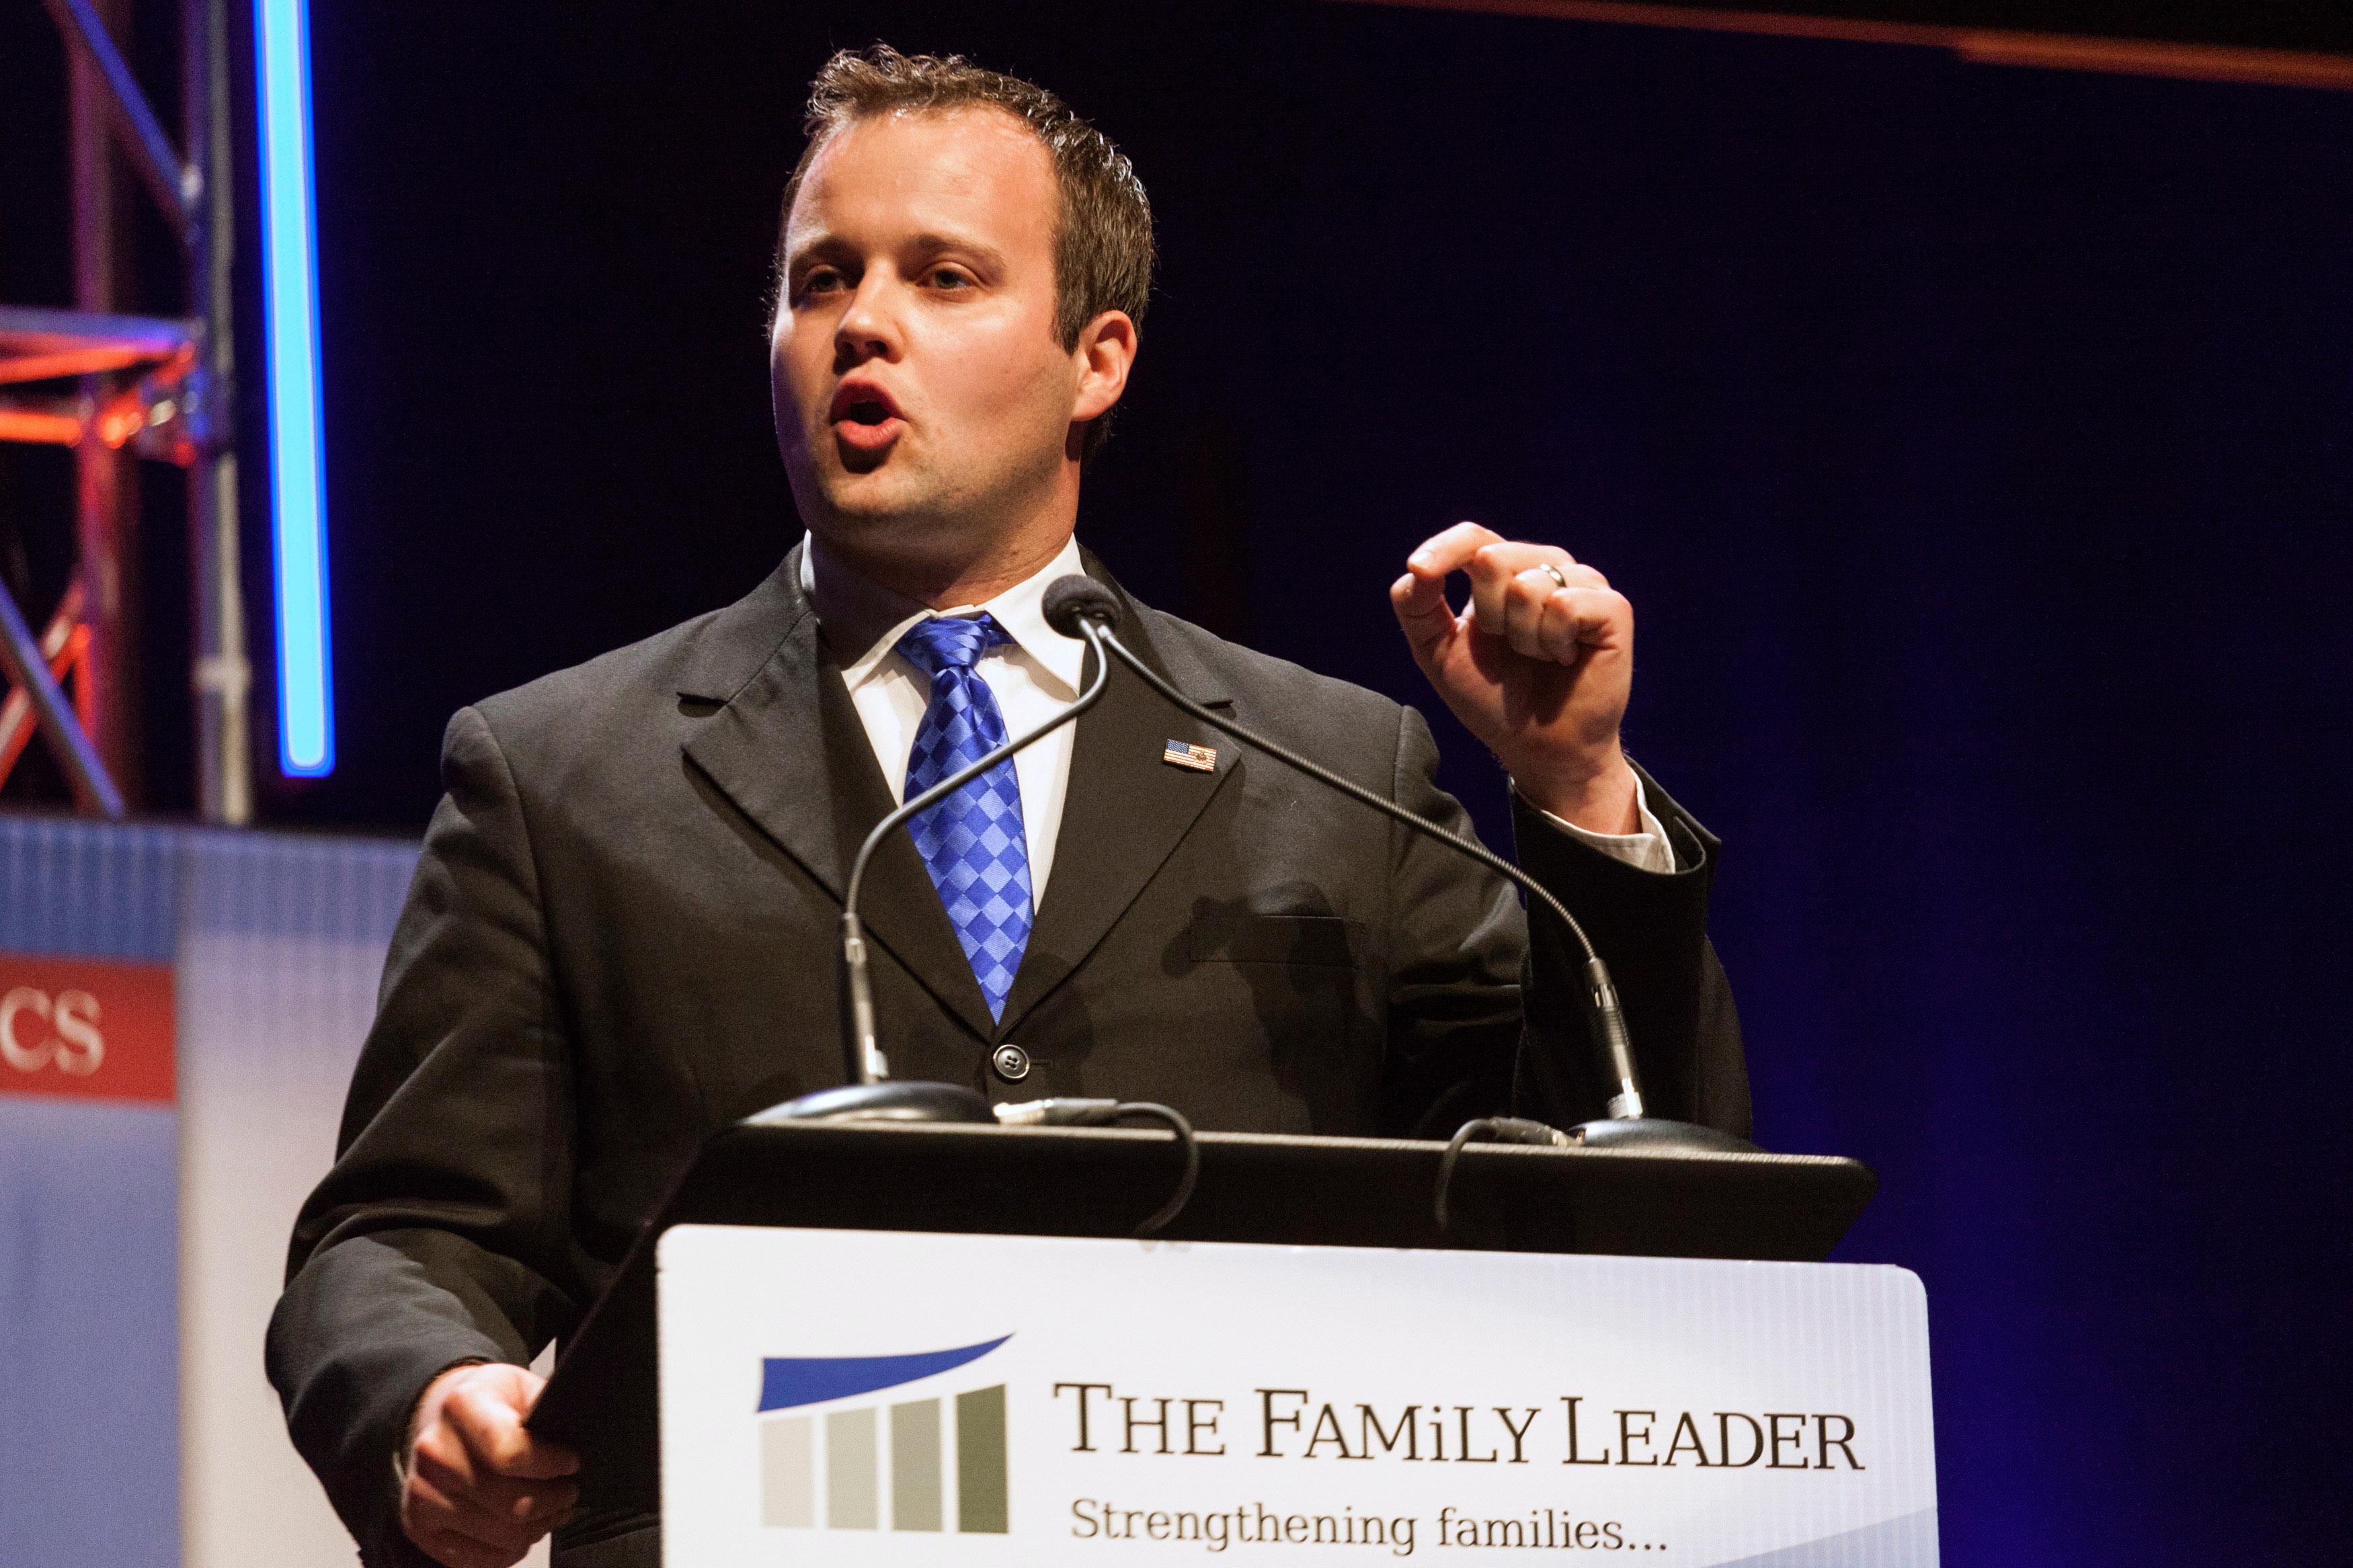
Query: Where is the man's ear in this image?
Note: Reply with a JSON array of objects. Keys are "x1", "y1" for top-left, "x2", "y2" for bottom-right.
[{"x1": 1070, "y1": 310, "x2": 1138, "y2": 424}]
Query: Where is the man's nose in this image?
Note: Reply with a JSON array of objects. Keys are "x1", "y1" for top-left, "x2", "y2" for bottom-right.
[{"x1": 834, "y1": 274, "x2": 904, "y2": 365}]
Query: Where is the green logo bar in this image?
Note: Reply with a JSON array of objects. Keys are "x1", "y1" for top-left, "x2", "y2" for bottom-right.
[{"x1": 957, "y1": 1385, "x2": 1010, "y2": 1534}]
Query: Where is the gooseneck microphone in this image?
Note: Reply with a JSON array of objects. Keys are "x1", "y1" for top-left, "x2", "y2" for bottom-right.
[
  {"x1": 758, "y1": 618, "x2": 1115, "y2": 1126},
  {"x1": 1039, "y1": 573, "x2": 1751, "y2": 1155},
  {"x1": 752, "y1": 609, "x2": 1195, "y2": 1229}
]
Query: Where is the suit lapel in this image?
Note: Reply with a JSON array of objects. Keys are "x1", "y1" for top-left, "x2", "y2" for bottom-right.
[
  {"x1": 996, "y1": 571, "x2": 1238, "y2": 1038},
  {"x1": 681, "y1": 550, "x2": 997, "y2": 1041}
]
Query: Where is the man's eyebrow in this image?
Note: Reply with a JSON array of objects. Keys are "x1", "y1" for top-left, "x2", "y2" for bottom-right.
[
  {"x1": 783, "y1": 230, "x2": 852, "y2": 267},
  {"x1": 908, "y1": 231, "x2": 1008, "y2": 268},
  {"x1": 783, "y1": 229, "x2": 1012, "y2": 272}
]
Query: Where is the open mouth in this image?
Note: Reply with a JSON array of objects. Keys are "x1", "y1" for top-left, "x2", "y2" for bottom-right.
[
  {"x1": 828, "y1": 381, "x2": 905, "y2": 458},
  {"x1": 830, "y1": 381, "x2": 903, "y2": 426}
]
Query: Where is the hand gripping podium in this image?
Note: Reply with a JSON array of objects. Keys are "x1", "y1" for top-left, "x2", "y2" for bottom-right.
[{"x1": 530, "y1": 1123, "x2": 1938, "y2": 1567}]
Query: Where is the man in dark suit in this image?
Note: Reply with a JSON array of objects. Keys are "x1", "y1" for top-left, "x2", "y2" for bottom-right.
[{"x1": 268, "y1": 47, "x2": 1747, "y2": 1568}]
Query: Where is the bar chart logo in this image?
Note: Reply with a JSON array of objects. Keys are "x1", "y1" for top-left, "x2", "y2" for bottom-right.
[{"x1": 756, "y1": 1335, "x2": 1012, "y2": 1534}]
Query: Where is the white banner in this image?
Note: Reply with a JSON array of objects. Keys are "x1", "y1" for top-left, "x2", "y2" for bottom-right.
[{"x1": 659, "y1": 1225, "x2": 1936, "y2": 1567}]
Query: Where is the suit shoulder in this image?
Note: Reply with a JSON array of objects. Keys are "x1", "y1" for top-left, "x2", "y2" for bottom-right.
[
  {"x1": 1136, "y1": 605, "x2": 1410, "y2": 743},
  {"x1": 467, "y1": 607, "x2": 730, "y2": 739},
  {"x1": 448, "y1": 561, "x2": 804, "y2": 815}
]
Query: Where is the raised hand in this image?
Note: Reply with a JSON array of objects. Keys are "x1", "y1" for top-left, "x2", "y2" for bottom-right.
[
  {"x1": 1389, "y1": 521, "x2": 1640, "y2": 835},
  {"x1": 401, "y1": 1362, "x2": 581, "y2": 1568}
]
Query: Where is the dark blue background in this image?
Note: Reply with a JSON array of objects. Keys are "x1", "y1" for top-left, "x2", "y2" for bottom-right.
[{"x1": 156, "y1": 3, "x2": 2353, "y2": 1560}]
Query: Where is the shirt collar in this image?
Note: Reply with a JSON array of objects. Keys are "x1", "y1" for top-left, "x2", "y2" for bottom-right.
[{"x1": 802, "y1": 533, "x2": 1088, "y2": 699}]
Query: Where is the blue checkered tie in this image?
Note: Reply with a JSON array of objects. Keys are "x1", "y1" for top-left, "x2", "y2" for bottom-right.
[{"x1": 894, "y1": 614, "x2": 1032, "y2": 1020}]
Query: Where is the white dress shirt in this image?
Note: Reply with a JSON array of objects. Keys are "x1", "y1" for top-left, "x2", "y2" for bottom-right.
[{"x1": 801, "y1": 536, "x2": 1677, "y2": 899}]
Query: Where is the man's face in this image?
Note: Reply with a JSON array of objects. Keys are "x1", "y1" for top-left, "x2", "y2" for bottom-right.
[{"x1": 772, "y1": 107, "x2": 1084, "y2": 564}]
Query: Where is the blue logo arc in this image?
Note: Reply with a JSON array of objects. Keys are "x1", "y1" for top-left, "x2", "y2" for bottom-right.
[{"x1": 758, "y1": 1335, "x2": 1012, "y2": 1413}]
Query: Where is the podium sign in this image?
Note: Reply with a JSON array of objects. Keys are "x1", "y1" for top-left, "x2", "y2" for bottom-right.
[{"x1": 659, "y1": 1225, "x2": 1936, "y2": 1567}]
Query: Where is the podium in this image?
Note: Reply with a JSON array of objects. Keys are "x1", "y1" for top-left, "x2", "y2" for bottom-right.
[{"x1": 530, "y1": 1122, "x2": 1936, "y2": 1566}]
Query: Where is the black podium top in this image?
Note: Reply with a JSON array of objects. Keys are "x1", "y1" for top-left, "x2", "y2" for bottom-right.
[{"x1": 530, "y1": 1119, "x2": 1873, "y2": 1516}]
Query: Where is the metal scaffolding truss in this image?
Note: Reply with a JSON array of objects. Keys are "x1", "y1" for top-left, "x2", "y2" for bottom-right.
[{"x1": 0, "y1": 0, "x2": 251, "y2": 821}]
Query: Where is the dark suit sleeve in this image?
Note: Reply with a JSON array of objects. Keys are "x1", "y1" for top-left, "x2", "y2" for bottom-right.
[
  {"x1": 1377, "y1": 706, "x2": 1749, "y2": 1139},
  {"x1": 1508, "y1": 764, "x2": 1751, "y2": 1137},
  {"x1": 266, "y1": 705, "x2": 588, "y2": 1567}
]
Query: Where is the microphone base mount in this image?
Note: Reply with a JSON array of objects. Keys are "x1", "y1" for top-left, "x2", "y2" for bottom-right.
[
  {"x1": 749, "y1": 1081, "x2": 995, "y2": 1126},
  {"x1": 1566, "y1": 1117, "x2": 1759, "y2": 1155}
]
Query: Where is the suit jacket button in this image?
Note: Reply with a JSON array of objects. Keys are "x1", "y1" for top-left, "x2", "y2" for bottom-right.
[{"x1": 990, "y1": 1044, "x2": 1032, "y2": 1083}]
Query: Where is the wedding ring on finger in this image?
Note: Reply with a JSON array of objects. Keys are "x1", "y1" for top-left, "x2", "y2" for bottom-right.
[{"x1": 1538, "y1": 563, "x2": 1569, "y2": 591}]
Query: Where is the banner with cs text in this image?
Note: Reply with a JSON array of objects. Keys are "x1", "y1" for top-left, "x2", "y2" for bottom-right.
[
  {"x1": 0, "y1": 951, "x2": 175, "y2": 1102},
  {"x1": 659, "y1": 1227, "x2": 1937, "y2": 1567}
]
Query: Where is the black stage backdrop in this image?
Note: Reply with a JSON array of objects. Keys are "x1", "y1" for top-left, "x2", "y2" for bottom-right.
[{"x1": 17, "y1": 3, "x2": 2349, "y2": 1561}]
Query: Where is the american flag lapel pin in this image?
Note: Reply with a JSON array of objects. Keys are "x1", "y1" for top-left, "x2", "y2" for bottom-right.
[{"x1": 1162, "y1": 739, "x2": 1218, "y2": 772}]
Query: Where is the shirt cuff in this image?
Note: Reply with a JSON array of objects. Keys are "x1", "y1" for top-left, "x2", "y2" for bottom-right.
[{"x1": 1530, "y1": 773, "x2": 1677, "y2": 874}]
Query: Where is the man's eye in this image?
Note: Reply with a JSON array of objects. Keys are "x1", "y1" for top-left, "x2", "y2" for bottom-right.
[
  {"x1": 927, "y1": 267, "x2": 974, "y2": 290},
  {"x1": 798, "y1": 268, "x2": 847, "y2": 297}
]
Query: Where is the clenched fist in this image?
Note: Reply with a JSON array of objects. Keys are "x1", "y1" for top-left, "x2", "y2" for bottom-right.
[
  {"x1": 401, "y1": 1362, "x2": 580, "y2": 1568},
  {"x1": 1390, "y1": 521, "x2": 1641, "y2": 835}
]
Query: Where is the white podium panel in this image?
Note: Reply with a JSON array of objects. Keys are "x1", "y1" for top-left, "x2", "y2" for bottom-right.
[{"x1": 658, "y1": 1226, "x2": 1936, "y2": 1567}]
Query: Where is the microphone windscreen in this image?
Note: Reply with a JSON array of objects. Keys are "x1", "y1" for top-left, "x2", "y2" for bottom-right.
[{"x1": 1043, "y1": 574, "x2": 1120, "y2": 638}]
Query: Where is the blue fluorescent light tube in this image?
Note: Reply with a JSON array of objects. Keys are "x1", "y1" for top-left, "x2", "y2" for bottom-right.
[{"x1": 255, "y1": 0, "x2": 335, "y2": 776}]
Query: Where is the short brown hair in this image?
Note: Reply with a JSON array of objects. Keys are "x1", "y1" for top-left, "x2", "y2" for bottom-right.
[{"x1": 777, "y1": 46, "x2": 1154, "y2": 458}]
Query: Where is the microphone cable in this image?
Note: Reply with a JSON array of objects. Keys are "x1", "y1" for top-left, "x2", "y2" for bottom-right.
[
  {"x1": 993, "y1": 1098, "x2": 1200, "y2": 1237},
  {"x1": 1431, "y1": 1116, "x2": 1572, "y2": 1233}
]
